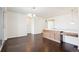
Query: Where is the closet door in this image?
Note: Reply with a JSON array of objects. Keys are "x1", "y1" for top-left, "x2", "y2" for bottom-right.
[{"x1": 0, "y1": 7, "x2": 4, "y2": 48}]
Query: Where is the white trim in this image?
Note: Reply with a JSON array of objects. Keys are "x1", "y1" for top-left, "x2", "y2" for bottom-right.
[{"x1": 0, "y1": 40, "x2": 6, "y2": 51}]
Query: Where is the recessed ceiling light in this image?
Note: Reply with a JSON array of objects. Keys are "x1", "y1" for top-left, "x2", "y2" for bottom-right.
[
  {"x1": 27, "y1": 13, "x2": 32, "y2": 17},
  {"x1": 70, "y1": 22, "x2": 75, "y2": 24},
  {"x1": 33, "y1": 14, "x2": 36, "y2": 17},
  {"x1": 27, "y1": 13, "x2": 36, "y2": 17}
]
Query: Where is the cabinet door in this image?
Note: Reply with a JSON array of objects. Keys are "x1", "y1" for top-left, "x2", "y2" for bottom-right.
[{"x1": 0, "y1": 8, "x2": 4, "y2": 47}]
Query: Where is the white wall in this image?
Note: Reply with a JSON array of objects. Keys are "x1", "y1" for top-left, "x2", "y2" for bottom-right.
[
  {"x1": 51, "y1": 14, "x2": 79, "y2": 46},
  {"x1": 0, "y1": 8, "x2": 4, "y2": 40},
  {"x1": 6, "y1": 11, "x2": 28, "y2": 38},
  {"x1": 54, "y1": 14, "x2": 79, "y2": 32},
  {"x1": 33, "y1": 17, "x2": 47, "y2": 34},
  {"x1": 5, "y1": 11, "x2": 47, "y2": 38}
]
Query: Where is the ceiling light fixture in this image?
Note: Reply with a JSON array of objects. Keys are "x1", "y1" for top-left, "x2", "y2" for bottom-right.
[
  {"x1": 27, "y1": 7, "x2": 36, "y2": 17},
  {"x1": 70, "y1": 8, "x2": 77, "y2": 25},
  {"x1": 70, "y1": 22, "x2": 75, "y2": 25}
]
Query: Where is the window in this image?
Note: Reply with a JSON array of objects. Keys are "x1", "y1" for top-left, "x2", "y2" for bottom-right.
[{"x1": 47, "y1": 20, "x2": 55, "y2": 29}]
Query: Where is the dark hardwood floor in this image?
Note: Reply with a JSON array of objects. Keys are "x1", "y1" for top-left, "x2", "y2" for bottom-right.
[{"x1": 1, "y1": 34, "x2": 79, "y2": 52}]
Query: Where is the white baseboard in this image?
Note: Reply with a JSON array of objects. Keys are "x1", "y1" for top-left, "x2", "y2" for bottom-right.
[
  {"x1": 7, "y1": 34, "x2": 28, "y2": 39},
  {"x1": 0, "y1": 40, "x2": 6, "y2": 52}
]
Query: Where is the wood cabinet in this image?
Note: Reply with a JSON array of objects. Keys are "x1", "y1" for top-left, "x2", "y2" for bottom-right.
[{"x1": 43, "y1": 29, "x2": 61, "y2": 42}]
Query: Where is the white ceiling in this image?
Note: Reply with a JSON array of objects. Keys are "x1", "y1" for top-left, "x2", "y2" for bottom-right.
[{"x1": 7, "y1": 7, "x2": 76, "y2": 18}]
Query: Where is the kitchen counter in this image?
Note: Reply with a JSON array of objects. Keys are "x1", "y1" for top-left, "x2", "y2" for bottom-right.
[{"x1": 43, "y1": 28, "x2": 78, "y2": 37}]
